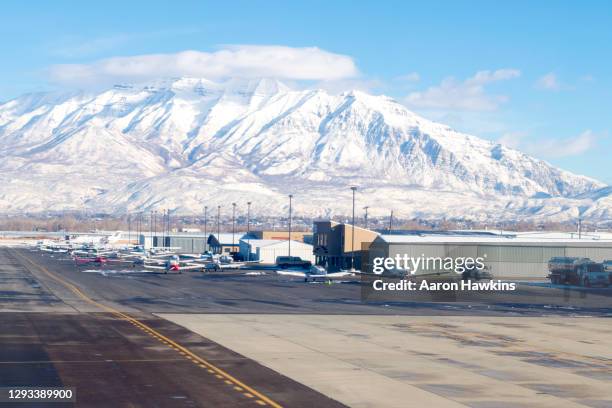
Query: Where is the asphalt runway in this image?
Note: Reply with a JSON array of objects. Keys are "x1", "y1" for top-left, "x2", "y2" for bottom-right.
[
  {"x1": 0, "y1": 248, "x2": 346, "y2": 408},
  {"x1": 5, "y1": 247, "x2": 611, "y2": 316}
]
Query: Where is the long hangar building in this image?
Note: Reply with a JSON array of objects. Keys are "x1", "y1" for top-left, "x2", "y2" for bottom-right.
[
  {"x1": 366, "y1": 232, "x2": 612, "y2": 279},
  {"x1": 312, "y1": 221, "x2": 612, "y2": 278}
]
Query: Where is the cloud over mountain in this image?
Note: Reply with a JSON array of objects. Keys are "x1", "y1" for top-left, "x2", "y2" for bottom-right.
[{"x1": 48, "y1": 46, "x2": 359, "y2": 88}]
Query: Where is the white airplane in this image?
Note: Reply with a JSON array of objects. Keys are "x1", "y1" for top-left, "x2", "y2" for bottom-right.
[
  {"x1": 299, "y1": 265, "x2": 357, "y2": 282},
  {"x1": 139, "y1": 255, "x2": 205, "y2": 274}
]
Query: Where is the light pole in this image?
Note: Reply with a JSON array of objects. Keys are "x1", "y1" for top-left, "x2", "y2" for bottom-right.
[
  {"x1": 232, "y1": 202, "x2": 236, "y2": 255},
  {"x1": 162, "y1": 209, "x2": 166, "y2": 248},
  {"x1": 350, "y1": 186, "x2": 357, "y2": 271},
  {"x1": 154, "y1": 210, "x2": 158, "y2": 248},
  {"x1": 246, "y1": 201, "x2": 252, "y2": 262},
  {"x1": 203, "y1": 206, "x2": 208, "y2": 253},
  {"x1": 288, "y1": 194, "x2": 293, "y2": 258},
  {"x1": 217, "y1": 205, "x2": 221, "y2": 254},
  {"x1": 363, "y1": 206, "x2": 369, "y2": 230},
  {"x1": 167, "y1": 209, "x2": 171, "y2": 247},
  {"x1": 389, "y1": 210, "x2": 394, "y2": 232},
  {"x1": 165, "y1": 209, "x2": 170, "y2": 248},
  {"x1": 137, "y1": 213, "x2": 141, "y2": 247},
  {"x1": 149, "y1": 210, "x2": 153, "y2": 249},
  {"x1": 127, "y1": 213, "x2": 131, "y2": 246}
]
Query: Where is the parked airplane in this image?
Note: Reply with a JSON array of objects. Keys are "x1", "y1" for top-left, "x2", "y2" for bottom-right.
[
  {"x1": 73, "y1": 255, "x2": 109, "y2": 265},
  {"x1": 303, "y1": 265, "x2": 356, "y2": 282}
]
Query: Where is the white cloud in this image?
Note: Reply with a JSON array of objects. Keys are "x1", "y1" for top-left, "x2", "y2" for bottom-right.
[
  {"x1": 48, "y1": 45, "x2": 359, "y2": 87},
  {"x1": 535, "y1": 72, "x2": 560, "y2": 90},
  {"x1": 404, "y1": 69, "x2": 520, "y2": 111},
  {"x1": 499, "y1": 130, "x2": 597, "y2": 158},
  {"x1": 314, "y1": 78, "x2": 385, "y2": 94},
  {"x1": 497, "y1": 131, "x2": 528, "y2": 149}
]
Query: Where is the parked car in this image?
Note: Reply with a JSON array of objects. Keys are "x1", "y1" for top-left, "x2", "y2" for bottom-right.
[
  {"x1": 203, "y1": 262, "x2": 220, "y2": 272},
  {"x1": 548, "y1": 257, "x2": 609, "y2": 287},
  {"x1": 461, "y1": 265, "x2": 493, "y2": 281},
  {"x1": 604, "y1": 260, "x2": 612, "y2": 284},
  {"x1": 276, "y1": 256, "x2": 311, "y2": 269}
]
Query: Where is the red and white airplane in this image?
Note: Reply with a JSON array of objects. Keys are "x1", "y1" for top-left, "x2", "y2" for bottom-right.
[
  {"x1": 73, "y1": 255, "x2": 110, "y2": 265},
  {"x1": 139, "y1": 255, "x2": 205, "y2": 274}
]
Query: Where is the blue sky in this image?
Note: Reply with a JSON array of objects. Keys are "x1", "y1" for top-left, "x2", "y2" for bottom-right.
[{"x1": 1, "y1": 0, "x2": 610, "y2": 183}]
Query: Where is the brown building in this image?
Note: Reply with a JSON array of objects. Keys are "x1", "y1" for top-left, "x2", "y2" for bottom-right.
[
  {"x1": 247, "y1": 230, "x2": 312, "y2": 243},
  {"x1": 312, "y1": 221, "x2": 379, "y2": 271}
]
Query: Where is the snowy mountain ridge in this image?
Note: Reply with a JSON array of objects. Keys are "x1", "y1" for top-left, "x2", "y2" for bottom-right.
[{"x1": 0, "y1": 77, "x2": 609, "y2": 222}]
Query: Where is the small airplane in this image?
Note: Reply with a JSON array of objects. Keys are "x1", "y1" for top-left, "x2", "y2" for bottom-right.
[
  {"x1": 73, "y1": 255, "x2": 109, "y2": 265},
  {"x1": 303, "y1": 265, "x2": 357, "y2": 282},
  {"x1": 133, "y1": 255, "x2": 206, "y2": 274}
]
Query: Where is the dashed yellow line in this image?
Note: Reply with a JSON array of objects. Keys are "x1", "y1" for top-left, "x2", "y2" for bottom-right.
[{"x1": 14, "y1": 250, "x2": 282, "y2": 408}]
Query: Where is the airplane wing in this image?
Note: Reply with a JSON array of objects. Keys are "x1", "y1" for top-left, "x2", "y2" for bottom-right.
[
  {"x1": 307, "y1": 271, "x2": 355, "y2": 280},
  {"x1": 326, "y1": 271, "x2": 355, "y2": 278},
  {"x1": 219, "y1": 263, "x2": 244, "y2": 269},
  {"x1": 187, "y1": 258, "x2": 209, "y2": 264},
  {"x1": 142, "y1": 259, "x2": 166, "y2": 265},
  {"x1": 143, "y1": 264, "x2": 167, "y2": 270},
  {"x1": 107, "y1": 259, "x2": 139, "y2": 264},
  {"x1": 180, "y1": 264, "x2": 205, "y2": 271}
]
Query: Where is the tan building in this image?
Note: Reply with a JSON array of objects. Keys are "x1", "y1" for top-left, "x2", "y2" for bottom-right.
[
  {"x1": 312, "y1": 221, "x2": 379, "y2": 271},
  {"x1": 247, "y1": 230, "x2": 312, "y2": 243}
]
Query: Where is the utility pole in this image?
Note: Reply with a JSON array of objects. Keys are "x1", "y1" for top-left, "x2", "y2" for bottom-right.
[
  {"x1": 288, "y1": 194, "x2": 293, "y2": 258},
  {"x1": 232, "y1": 203, "x2": 236, "y2": 255},
  {"x1": 246, "y1": 202, "x2": 252, "y2": 262},
  {"x1": 203, "y1": 206, "x2": 208, "y2": 253},
  {"x1": 388, "y1": 210, "x2": 393, "y2": 232},
  {"x1": 363, "y1": 206, "x2": 369, "y2": 230},
  {"x1": 350, "y1": 186, "x2": 357, "y2": 271},
  {"x1": 578, "y1": 218, "x2": 582, "y2": 239}
]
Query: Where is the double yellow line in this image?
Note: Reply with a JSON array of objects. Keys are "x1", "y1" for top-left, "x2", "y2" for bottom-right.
[{"x1": 13, "y1": 249, "x2": 282, "y2": 408}]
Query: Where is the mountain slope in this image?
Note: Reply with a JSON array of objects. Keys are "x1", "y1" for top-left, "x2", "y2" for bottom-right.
[{"x1": 0, "y1": 77, "x2": 607, "y2": 222}]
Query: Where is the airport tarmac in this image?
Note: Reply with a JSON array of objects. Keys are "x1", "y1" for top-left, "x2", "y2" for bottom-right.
[
  {"x1": 1, "y1": 247, "x2": 611, "y2": 407},
  {"x1": 6, "y1": 247, "x2": 612, "y2": 316},
  {"x1": 0, "y1": 248, "x2": 344, "y2": 407},
  {"x1": 161, "y1": 314, "x2": 612, "y2": 408}
]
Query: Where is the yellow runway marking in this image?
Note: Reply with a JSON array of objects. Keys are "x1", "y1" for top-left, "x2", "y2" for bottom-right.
[{"x1": 14, "y1": 250, "x2": 281, "y2": 408}]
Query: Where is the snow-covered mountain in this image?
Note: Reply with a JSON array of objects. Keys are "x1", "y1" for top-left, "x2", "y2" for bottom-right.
[{"x1": 0, "y1": 77, "x2": 609, "y2": 222}]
